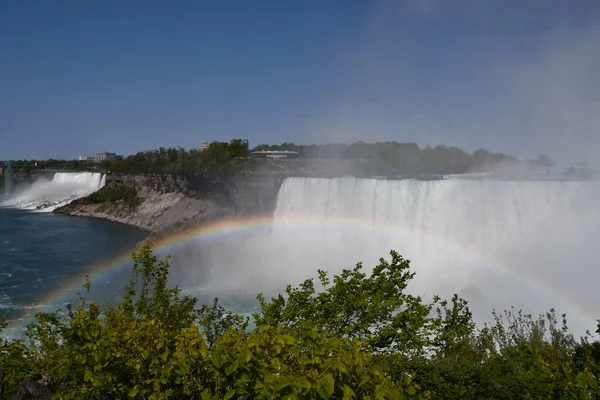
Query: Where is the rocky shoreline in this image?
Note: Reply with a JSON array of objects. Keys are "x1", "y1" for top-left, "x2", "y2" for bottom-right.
[
  {"x1": 55, "y1": 190, "x2": 234, "y2": 233},
  {"x1": 54, "y1": 173, "x2": 286, "y2": 239}
]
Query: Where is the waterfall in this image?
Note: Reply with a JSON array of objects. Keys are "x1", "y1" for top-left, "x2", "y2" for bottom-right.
[
  {"x1": 164, "y1": 176, "x2": 600, "y2": 334},
  {"x1": 267, "y1": 177, "x2": 600, "y2": 329},
  {"x1": 1, "y1": 172, "x2": 105, "y2": 212},
  {"x1": 272, "y1": 177, "x2": 598, "y2": 253}
]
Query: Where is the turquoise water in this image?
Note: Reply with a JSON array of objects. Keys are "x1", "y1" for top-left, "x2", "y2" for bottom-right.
[{"x1": 0, "y1": 207, "x2": 148, "y2": 336}]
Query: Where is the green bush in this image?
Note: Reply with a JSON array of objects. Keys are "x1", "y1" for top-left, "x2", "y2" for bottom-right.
[
  {"x1": 87, "y1": 185, "x2": 141, "y2": 208},
  {"x1": 1, "y1": 246, "x2": 599, "y2": 399}
]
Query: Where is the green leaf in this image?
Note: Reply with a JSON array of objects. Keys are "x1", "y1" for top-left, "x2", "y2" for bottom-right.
[
  {"x1": 278, "y1": 383, "x2": 295, "y2": 396},
  {"x1": 342, "y1": 384, "x2": 355, "y2": 399},
  {"x1": 294, "y1": 377, "x2": 312, "y2": 390},
  {"x1": 128, "y1": 385, "x2": 140, "y2": 398},
  {"x1": 211, "y1": 351, "x2": 224, "y2": 369},
  {"x1": 333, "y1": 359, "x2": 348, "y2": 374},
  {"x1": 271, "y1": 358, "x2": 282, "y2": 370},
  {"x1": 274, "y1": 377, "x2": 295, "y2": 396},
  {"x1": 160, "y1": 351, "x2": 169, "y2": 362},
  {"x1": 238, "y1": 373, "x2": 251, "y2": 384},
  {"x1": 317, "y1": 373, "x2": 335, "y2": 399},
  {"x1": 238, "y1": 349, "x2": 253, "y2": 364},
  {"x1": 199, "y1": 342, "x2": 208, "y2": 358},
  {"x1": 224, "y1": 389, "x2": 236, "y2": 400},
  {"x1": 225, "y1": 360, "x2": 239, "y2": 376},
  {"x1": 247, "y1": 335, "x2": 260, "y2": 348},
  {"x1": 83, "y1": 368, "x2": 93, "y2": 381}
]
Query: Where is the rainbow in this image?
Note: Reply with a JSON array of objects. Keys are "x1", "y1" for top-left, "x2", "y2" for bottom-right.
[{"x1": 6, "y1": 213, "x2": 598, "y2": 334}]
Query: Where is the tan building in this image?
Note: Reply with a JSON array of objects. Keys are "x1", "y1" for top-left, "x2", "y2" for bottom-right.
[{"x1": 200, "y1": 141, "x2": 209, "y2": 152}]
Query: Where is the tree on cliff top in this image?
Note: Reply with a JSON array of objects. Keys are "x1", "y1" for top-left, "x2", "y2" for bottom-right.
[{"x1": 92, "y1": 140, "x2": 520, "y2": 176}]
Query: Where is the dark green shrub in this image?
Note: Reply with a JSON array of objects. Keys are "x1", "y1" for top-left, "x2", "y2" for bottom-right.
[
  {"x1": 1, "y1": 247, "x2": 598, "y2": 399},
  {"x1": 87, "y1": 185, "x2": 141, "y2": 208}
]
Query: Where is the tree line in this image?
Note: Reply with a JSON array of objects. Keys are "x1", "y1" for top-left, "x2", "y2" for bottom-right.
[
  {"x1": 8, "y1": 140, "x2": 563, "y2": 178},
  {"x1": 1, "y1": 246, "x2": 599, "y2": 399},
  {"x1": 105, "y1": 141, "x2": 522, "y2": 176}
]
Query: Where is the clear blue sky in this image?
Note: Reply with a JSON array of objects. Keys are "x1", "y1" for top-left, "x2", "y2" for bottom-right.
[{"x1": 1, "y1": 0, "x2": 599, "y2": 162}]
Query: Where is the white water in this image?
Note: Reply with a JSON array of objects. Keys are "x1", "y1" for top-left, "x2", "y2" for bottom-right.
[
  {"x1": 172, "y1": 177, "x2": 600, "y2": 335},
  {"x1": 2, "y1": 172, "x2": 105, "y2": 212}
]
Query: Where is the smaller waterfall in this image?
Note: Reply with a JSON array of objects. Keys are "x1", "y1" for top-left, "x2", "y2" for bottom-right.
[{"x1": 1, "y1": 172, "x2": 106, "y2": 212}]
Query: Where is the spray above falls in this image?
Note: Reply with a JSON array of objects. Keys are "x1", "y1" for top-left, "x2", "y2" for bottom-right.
[
  {"x1": 1, "y1": 172, "x2": 106, "y2": 212},
  {"x1": 169, "y1": 177, "x2": 600, "y2": 335}
]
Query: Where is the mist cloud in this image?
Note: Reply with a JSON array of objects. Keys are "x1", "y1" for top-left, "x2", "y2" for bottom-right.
[
  {"x1": 305, "y1": 1, "x2": 600, "y2": 164},
  {"x1": 498, "y1": 23, "x2": 600, "y2": 164}
]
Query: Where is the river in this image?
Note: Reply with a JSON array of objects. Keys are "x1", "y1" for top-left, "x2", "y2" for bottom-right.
[{"x1": 0, "y1": 207, "x2": 148, "y2": 338}]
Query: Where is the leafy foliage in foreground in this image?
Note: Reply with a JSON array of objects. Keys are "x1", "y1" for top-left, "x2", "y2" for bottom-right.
[{"x1": 1, "y1": 245, "x2": 599, "y2": 399}]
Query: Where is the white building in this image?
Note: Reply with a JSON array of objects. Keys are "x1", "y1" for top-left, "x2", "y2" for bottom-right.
[{"x1": 249, "y1": 150, "x2": 299, "y2": 159}]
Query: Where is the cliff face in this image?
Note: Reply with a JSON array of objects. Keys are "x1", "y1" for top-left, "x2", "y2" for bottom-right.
[
  {"x1": 55, "y1": 173, "x2": 286, "y2": 233},
  {"x1": 227, "y1": 173, "x2": 287, "y2": 215},
  {"x1": 107, "y1": 173, "x2": 285, "y2": 214}
]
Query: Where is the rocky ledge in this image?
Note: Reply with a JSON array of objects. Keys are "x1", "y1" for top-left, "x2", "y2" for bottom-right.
[{"x1": 54, "y1": 173, "x2": 286, "y2": 235}]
